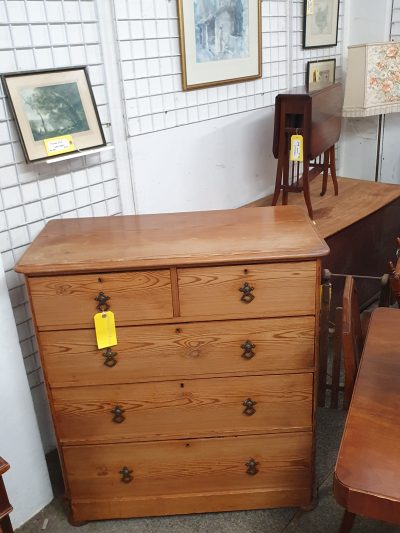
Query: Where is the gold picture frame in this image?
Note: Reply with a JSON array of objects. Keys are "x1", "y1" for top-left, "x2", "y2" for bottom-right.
[
  {"x1": 178, "y1": 0, "x2": 262, "y2": 91},
  {"x1": 1, "y1": 66, "x2": 106, "y2": 163}
]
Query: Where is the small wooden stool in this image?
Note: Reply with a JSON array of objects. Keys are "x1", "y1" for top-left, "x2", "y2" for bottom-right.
[{"x1": 0, "y1": 458, "x2": 13, "y2": 533}]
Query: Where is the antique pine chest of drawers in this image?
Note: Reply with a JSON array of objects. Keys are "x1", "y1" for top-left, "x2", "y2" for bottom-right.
[{"x1": 15, "y1": 206, "x2": 329, "y2": 523}]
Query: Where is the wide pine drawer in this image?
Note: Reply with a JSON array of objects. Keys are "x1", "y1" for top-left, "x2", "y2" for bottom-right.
[
  {"x1": 28, "y1": 270, "x2": 173, "y2": 330},
  {"x1": 40, "y1": 316, "x2": 315, "y2": 387},
  {"x1": 177, "y1": 262, "x2": 317, "y2": 319},
  {"x1": 63, "y1": 432, "x2": 312, "y2": 519},
  {"x1": 53, "y1": 373, "x2": 313, "y2": 444}
]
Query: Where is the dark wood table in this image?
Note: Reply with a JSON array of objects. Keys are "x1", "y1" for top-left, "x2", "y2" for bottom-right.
[{"x1": 334, "y1": 307, "x2": 400, "y2": 528}]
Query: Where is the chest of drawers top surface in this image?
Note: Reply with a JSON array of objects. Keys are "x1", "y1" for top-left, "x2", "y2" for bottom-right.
[{"x1": 15, "y1": 206, "x2": 328, "y2": 275}]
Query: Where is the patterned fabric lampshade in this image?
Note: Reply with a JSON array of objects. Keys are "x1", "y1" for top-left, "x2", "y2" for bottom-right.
[{"x1": 343, "y1": 42, "x2": 400, "y2": 117}]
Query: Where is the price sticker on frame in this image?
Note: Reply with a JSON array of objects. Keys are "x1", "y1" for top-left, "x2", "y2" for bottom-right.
[
  {"x1": 290, "y1": 134, "x2": 304, "y2": 162},
  {"x1": 44, "y1": 134, "x2": 76, "y2": 157},
  {"x1": 306, "y1": 0, "x2": 314, "y2": 15}
]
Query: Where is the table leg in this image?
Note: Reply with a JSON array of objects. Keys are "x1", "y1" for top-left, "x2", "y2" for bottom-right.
[
  {"x1": 330, "y1": 145, "x2": 339, "y2": 196},
  {"x1": 302, "y1": 159, "x2": 313, "y2": 219},
  {"x1": 339, "y1": 510, "x2": 355, "y2": 533}
]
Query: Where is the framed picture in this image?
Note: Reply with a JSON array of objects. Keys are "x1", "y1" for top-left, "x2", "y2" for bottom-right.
[
  {"x1": 1, "y1": 66, "x2": 106, "y2": 163},
  {"x1": 306, "y1": 58, "x2": 336, "y2": 91},
  {"x1": 303, "y1": 0, "x2": 339, "y2": 49},
  {"x1": 177, "y1": 0, "x2": 262, "y2": 91}
]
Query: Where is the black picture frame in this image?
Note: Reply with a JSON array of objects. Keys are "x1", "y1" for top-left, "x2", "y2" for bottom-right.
[
  {"x1": 306, "y1": 58, "x2": 336, "y2": 91},
  {"x1": 1, "y1": 66, "x2": 106, "y2": 163},
  {"x1": 303, "y1": 0, "x2": 340, "y2": 49}
]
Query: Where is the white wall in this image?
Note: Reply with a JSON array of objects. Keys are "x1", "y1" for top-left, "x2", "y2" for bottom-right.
[
  {"x1": 131, "y1": 107, "x2": 276, "y2": 213},
  {"x1": 0, "y1": 254, "x2": 53, "y2": 529},
  {"x1": 339, "y1": 0, "x2": 393, "y2": 180}
]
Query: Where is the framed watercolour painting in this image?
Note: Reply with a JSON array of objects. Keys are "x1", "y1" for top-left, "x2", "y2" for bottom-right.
[
  {"x1": 306, "y1": 58, "x2": 336, "y2": 91},
  {"x1": 1, "y1": 66, "x2": 106, "y2": 163},
  {"x1": 177, "y1": 0, "x2": 262, "y2": 90},
  {"x1": 303, "y1": 0, "x2": 339, "y2": 49}
]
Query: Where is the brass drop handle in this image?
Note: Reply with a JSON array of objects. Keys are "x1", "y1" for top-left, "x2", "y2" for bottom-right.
[
  {"x1": 119, "y1": 466, "x2": 133, "y2": 483},
  {"x1": 111, "y1": 405, "x2": 125, "y2": 424},
  {"x1": 95, "y1": 291, "x2": 110, "y2": 312},
  {"x1": 239, "y1": 282, "x2": 255, "y2": 303},
  {"x1": 103, "y1": 347, "x2": 117, "y2": 367},
  {"x1": 243, "y1": 398, "x2": 257, "y2": 416},
  {"x1": 245, "y1": 458, "x2": 259, "y2": 476},
  {"x1": 241, "y1": 340, "x2": 256, "y2": 360}
]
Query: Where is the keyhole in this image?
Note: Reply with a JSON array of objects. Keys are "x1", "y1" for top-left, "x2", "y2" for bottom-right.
[
  {"x1": 98, "y1": 277, "x2": 102, "y2": 283},
  {"x1": 180, "y1": 383, "x2": 184, "y2": 388},
  {"x1": 176, "y1": 328, "x2": 181, "y2": 334},
  {"x1": 244, "y1": 269, "x2": 248, "y2": 275}
]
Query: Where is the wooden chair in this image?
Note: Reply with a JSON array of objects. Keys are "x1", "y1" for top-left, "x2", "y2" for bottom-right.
[
  {"x1": 341, "y1": 276, "x2": 365, "y2": 410},
  {"x1": 0, "y1": 457, "x2": 13, "y2": 533},
  {"x1": 388, "y1": 237, "x2": 400, "y2": 306}
]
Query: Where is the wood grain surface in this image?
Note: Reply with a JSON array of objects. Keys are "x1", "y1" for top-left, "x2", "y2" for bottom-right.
[
  {"x1": 53, "y1": 373, "x2": 313, "y2": 444},
  {"x1": 178, "y1": 262, "x2": 317, "y2": 318},
  {"x1": 40, "y1": 316, "x2": 315, "y2": 387},
  {"x1": 14, "y1": 206, "x2": 328, "y2": 275},
  {"x1": 246, "y1": 177, "x2": 400, "y2": 240},
  {"x1": 334, "y1": 307, "x2": 400, "y2": 525},
  {"x1": 63, "y1": 432, "x2": 312, "y2": 501},
  {"x1": 28, "y1": 270, "x2": 173, "y2": 329}
]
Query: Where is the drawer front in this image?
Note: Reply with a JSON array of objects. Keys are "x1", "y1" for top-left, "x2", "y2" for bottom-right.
[
  {"x1": 40, "y1": 316, "x2": 315, "y2": 387},
  {"x1": 63, "y1": 432, "x2": 312, "y2": 501},
  {"x1": 178, "y1": 262, "x2": 317, "y2": 319},
  {"x1": 53, "y1": 374, "x2": 313, "y2": 444},
  {"x1": 28, "y1": 270, "x2": 173, "y2": 329}
]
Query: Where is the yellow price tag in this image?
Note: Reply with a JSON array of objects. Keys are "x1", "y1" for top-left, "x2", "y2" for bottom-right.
[
  {"x1": 306, "y1": 0, "x2": 314, "y2": 15},
  {"x1": 94, "y1": 310, "x2": 118, "y2": 350},
  {"x1": 44, "y1": 134, "x2": 76, "y2": 156},
  {"x1": 290, "y1": 134, "x2": 303, "y2": 162}
]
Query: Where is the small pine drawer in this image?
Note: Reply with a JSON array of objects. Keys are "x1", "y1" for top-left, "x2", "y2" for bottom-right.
[
  {"x1": 28, "y1": 270, "x2": 173, "y2": 330},
  {"x1": 177, "y1": 262, "x2": 317, "y2": 319}
]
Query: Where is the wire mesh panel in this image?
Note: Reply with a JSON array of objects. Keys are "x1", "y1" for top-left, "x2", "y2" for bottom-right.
[{"x1": 0, "y1": 0, "x2": 122, "y2": 449}]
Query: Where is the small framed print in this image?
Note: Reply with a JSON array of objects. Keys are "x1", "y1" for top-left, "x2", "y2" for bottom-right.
[
  {"x1": 303, "y1": 0, "x2": 339, "y2": 49},
  {"x1": 1, "y1": 66, "x2": 106, "y2": 163},
  {"x1": 306, "y1": 58, "x2": 336, "y2": 91},
  {"x1": 177, "y1": 0, "x2": 262, "y2": 91}
]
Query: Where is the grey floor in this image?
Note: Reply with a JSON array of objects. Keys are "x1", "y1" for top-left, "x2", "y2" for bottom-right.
[{"x1": 16, "y1": 406, "x2": 400, "y2": 533}]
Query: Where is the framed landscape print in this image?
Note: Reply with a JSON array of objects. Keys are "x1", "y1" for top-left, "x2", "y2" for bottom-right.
[
  {"x1": 306, "y1": 58, "x2": 336, "y2": 91},
  {"x1": 1, "y1": 66, "x2": 105, "y2": 163},
  {"x1": 303, "y1": 0, "x2": 339, "y2": 49},
  {"x1": 177, "y1": 0, "x2": 262, "y2": 90}
]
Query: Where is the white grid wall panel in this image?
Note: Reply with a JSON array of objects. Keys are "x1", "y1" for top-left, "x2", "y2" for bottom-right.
[
  {"x1": 114, "y1": 0, "x2": 289, "y2": 137},
  {"x1": 291, "y1": 0, "x2": 344, "y2": 88},
  {"x1": 0, "y1": 0, "x2": 122, "y2": 399}
]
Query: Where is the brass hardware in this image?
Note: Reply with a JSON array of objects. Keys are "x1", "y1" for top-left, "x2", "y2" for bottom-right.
[
  {"x1": 119, "y1": 466, "x2": 133, "y2": 483},
  {"x1": 239, "y1": 282, "x2": 255, "y2": 303},
  {"x1": 95, "y1": 291, "x2": 110, "y2": 311},
  {"x1": 245, "y1": 458, "x2": 259, "y2": 476},
  {"x1": 111, "y1": 405, "x2": 125, "y2": 424},
  {"x1": 241, "y1": 340, "x2": 255, "y2": 360},
  {"x1": 103, "y1": 347, "x2": 117, "y2": 367},
  {"x1": 243, "y1": 398, "x2": 257, "y2": 416}
]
